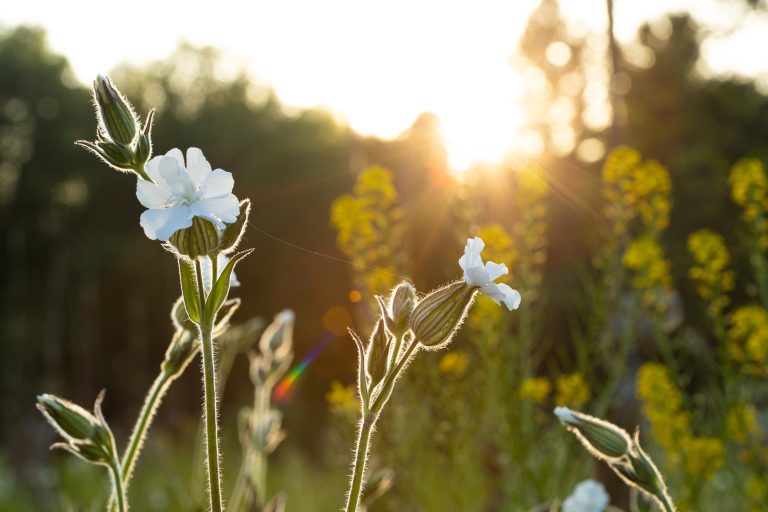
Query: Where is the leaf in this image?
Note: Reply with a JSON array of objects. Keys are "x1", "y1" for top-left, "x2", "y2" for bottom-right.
[
  {"x1": 204, "y1": 249, "x2": 253, "y2": 323},
  {"x1": 178, "y1": 258, "x2": 201, "y2": 324}
]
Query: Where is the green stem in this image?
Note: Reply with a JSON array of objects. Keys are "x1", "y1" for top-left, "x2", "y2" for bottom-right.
[
  {"x1": 109, "y1": 461, "x2": 127, "y2": 512},
  {"x1": 658, "y1": 494, "x2": 676, "y2": 512},
  {"x1": 108, "y1": 372, "x2": 172, "y2": 511},
  {"x1": 370, "y1": 339, "x2": 418, "y2": 412},
  {"x1": 345, "y1": 413, "x2": 377, "y2": 512},
  {"x1": 196, "y1": 260, "x2": 224, "y2": 512}
]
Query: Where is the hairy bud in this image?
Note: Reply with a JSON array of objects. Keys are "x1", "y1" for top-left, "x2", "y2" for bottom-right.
[
  {"x1": 169, "y1": 217, "x2": 220, "y2": 258},
  {"x1": 554, "y1": 406, "x2": 630, "y2": 459},
  {"x1": 259, "y1": 309, "x2": 295, "y2": 363},
  {"x1": 366, "y1": 319, "x2": 391, "y2": 386},
  {"x1": 409, "y1": 281, "x2": 476, "y2": 350},
  {"x1": 391, "y1": 282, "x2": 416, "y2": 332},
  {"x1": 220, "y1": 199, "x2": 251, "y2": 254},
  {"x1": 94, "y1": 75, "x2": 138, "y2": 145}
]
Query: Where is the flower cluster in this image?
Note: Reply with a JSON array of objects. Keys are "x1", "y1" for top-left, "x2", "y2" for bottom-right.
[
  {"x1": 331, "y1": 165, "x2": 403, "y2": 296},
  {"x1": 623, "y1": 236, "x2": 673, "y2": 311},
  {"x1": 729, "y1": 158, "x2": 768, "y2": 223},
  {"x1": 513, "y1": 166, "x2": 549, "y2": 301},
  {"x1": 519, "y1": 377, "x2": 551, "y2": 404},
  {"x1": 725, "y1": 403, "x2": 760, "y2": 444},
  {"x1": 554, "y1": 372, "x2": 591, "y2": 409},
  {"x1": 727, "y1": 305, "x2": 768, "y2": 374},
  {"x1": 687, "y1": 229, "x2": 735, "y2": 317}
]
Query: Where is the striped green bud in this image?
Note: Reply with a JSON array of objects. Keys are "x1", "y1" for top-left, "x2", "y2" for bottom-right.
[
  {"x1": 366, "y1": 319, "x2": 391, "y2": 385},
  {"x1": 554, "y1": 406, "x2": 630, "y2": 460},
  {"x1": 410, "y1": 281, "x2": 476, "y2": 350},
  {"x1": 169, "y1": 217, "x2": 220, "y2": 258},
  {"x1": 94, "y1": 74, "x2": 139, "y2": 145}
]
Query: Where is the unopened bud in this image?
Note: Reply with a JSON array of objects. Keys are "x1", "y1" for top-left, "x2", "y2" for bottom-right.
[
  {"x1": 554, "y1": 406, "x2": 630, "y2": 460},
  {"x1": 134, "y1": 109, "x2": 155, "y2": 167},
  {"x1": 94, "y1": 75, "x2": 139, "y2": 145},
  {"x1": 161, "y1": 329, "x2": 199, "y2": 378},
  {"x1": 409, "y1": 281, "x2": 476, "y2": 350},
  {"x1": 259, "y1": 309, "x2": 294, "y2": 362},
  {"x1": 366, "y1": 319, "x2": 391, "y2": 385},
  {"x1": 169, "y1": 217, "x2": 220, "y2": 258},
  {"x1": 391, "y1": 282, "x2": 416, "y2": 332},
  {"x1": 36, "y1": 391, "x2": 117, "y2": 466},
  {"x1": 220, "y1": 199, "x2": 250, "y2": 254}
]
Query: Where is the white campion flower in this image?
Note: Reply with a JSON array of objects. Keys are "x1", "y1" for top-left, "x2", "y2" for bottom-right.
[
  {"x1": 200, "y1": 254, "x2": 241, "y2": 293},
  {"x1": 562, "y1": 479, "x2": 610, "y2": 512},
  {"x1": 459, "y1": 237, "x2": 522, "y2": 310},
  {"x1": 136, "y1": 147, "x2": 240, "y2": 241}
]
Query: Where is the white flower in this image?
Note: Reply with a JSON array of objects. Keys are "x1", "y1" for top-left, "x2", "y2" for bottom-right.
[
  {"x1": 200, "y1": 254, "x2": 240, "y2": 293},
  {"x1": 554, "y1": 406, "x2": 578, "y2": 425},
  {"x1": 562, "y1": 480, "x2": 609, "y2": 512},
  {"x1": 458, "y1": 237, "x2": 521, "y2": 310},
  {"x1": 136, "y1": 148, "x2": 240, "y2": 241}
]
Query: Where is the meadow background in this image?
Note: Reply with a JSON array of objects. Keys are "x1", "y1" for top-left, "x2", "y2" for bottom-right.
[{"x1": 2, "y1": 0, "x2": 768, "y2": 510}]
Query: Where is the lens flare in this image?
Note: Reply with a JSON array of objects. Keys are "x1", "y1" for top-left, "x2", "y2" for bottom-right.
[{"x1": 272, "y1": 330, "x2": 336, "y2": 403}]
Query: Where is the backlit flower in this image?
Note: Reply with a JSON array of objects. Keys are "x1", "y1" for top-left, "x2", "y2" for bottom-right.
[
  {"x1": 459, "y1": 237, "x2": 521, "y2": 310},
  {"x1": 136, "y1": 147, "x2": 239, "y2": 241}
]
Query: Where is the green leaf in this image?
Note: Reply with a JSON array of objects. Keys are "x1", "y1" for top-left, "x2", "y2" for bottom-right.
[
  {"x1": 178, "y1": 258, "x2": 201, "y2": 324},
  {"x1": 204, "y1": 249, "x2": 253, "y2": 323}
]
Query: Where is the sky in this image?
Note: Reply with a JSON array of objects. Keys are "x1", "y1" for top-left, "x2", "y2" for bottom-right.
[{"x1": 3, "y1": 0, "x2": 767, "y2": 167}]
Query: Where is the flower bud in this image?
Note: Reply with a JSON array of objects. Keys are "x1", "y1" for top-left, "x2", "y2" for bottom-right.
[
  {"x1": 220, "y1": 199, "x2": 251, "y2": 254},
  {"x1": 554, "y1": 406, "x2": 630, "y2": 460},
  {"x1": 169, "y1": 217, "x2": 220, "y2": 258},
  {"x1": 36, "y1": 391, "x2": 117, "y2": 466},
  {"x1": 391, "y1": 282, "x2": 416, "y2": 332},
  {"x1": 94, "y1": 75, "x2": 139, "y2": 145},
  {"x1": 134, "y1": 109, "x2": 155, "y2": 167},
  {"x1": 161, "y1": 329, "x2": 199, "y2": 378},
  {"x1": 259, "y1": 309, "x2": 294, "y2": 362},
  {"x1": 366, "y1": 319, "x2": 391, "y2": 386},
  {"x1": 410, "y1": 281, "x2": 476, "y2": 350},
  {"x1": 171, "y1": 296, "x2": 197, "y2": 332}
]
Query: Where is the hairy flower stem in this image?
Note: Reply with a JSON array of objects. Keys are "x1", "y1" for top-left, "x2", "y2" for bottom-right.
[
  {"x1": 197, "y1": 260, "x2": 224, "y2": 512},
  {"x1": 109, "y1": 461, "x2": 128, "y2": 512},
  {"x1": 345, "y1": 413, "x2": 378, "y2": 512},
  {"x1": 108, "y1": 372, "x2": 172, "y2": 511}
]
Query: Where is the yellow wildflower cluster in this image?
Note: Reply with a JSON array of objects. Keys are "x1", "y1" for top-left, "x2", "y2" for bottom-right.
[
  {"x1": 513, "y1": 166, "x2": 549, "y2": 299},
  {"x1": 687, "y1": 229, "x2": 735, "y2": 317},
  {"x1": 554, "y1": 372, "x2": 590, "y2": 409},
  {"x1": 602, "y1": 146, "x2": 672, "y2": 237},
  {"x1": 469, "y1": 223, "x2": 516, "y2": 328},
  {"x1": 727, "y1": 305, "x2": 768, "y2": 373},
  {"x1": 330, "y1": 166, "x2": 403, "y2": 295},
  {"x1": 325, "y1": 380, "x2": 360, "y2": 418},
  {"x1": 623, "y1": 236, "x2": 673, "y2": 310},
  {"x1": 438, "y1": 351, "x2": 469, "y2": 377},
  {"x1": 725, "y1": 403, "x2": 760, "y2": 444},
  {"x1": 747, "y1": 475, "x2": 768, "y2": 511},
  {"x1": 729, "y1": 158, "x2": 768, "y2": 223},
  {"x1": 636, "y1": 362, "x2": 725, "y2": 481},
  {"x1": 636, "y1": 362, "x2": 690, "y2": 457},
  {"x1": 519, "y1": 377, "x2": 551, "y2": 404}
]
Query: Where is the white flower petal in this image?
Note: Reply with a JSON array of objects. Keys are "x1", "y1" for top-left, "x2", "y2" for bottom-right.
[
  {"x1": 465, "y1": 266, "x2": 490, "y2": 287},
  {"x1": 145, "y1": 155, "x2": 164, "y2": 184},
  {"x1": 484, "y1": 261, "x2": 508, "y2": 282},
  {"x1": 190, "y1": 195, "x2": 240, "y2": 226},
  {"x1": 136, "y1": 180, "x2": 169, "y2": 209},
  {"x1": 480, "y1": 283, "x2": 521, "y2": 310},
  {"x1": 186, "y1": 147, "x2": 212, "y2": 187},
  {"x1": 159, "y1": 155, "x2": 190, "y2": 198},
  {"x1": 204, "y1": 169, "x2": 235, "y2": 198},
  {"x1": 165, "y1": 148, "x2": 185, "y2": 169},
  {"x1": 199, "y1": 254, "x2": 239, "y2": 293},
  {"x1": 554, "y1": 406, "x2": 577, "y2": 425},
  {"x1": 459, "y1": 237, "x2": 485, "y2": 271},
  {"x1": 139, "y1": 204, "x2": 193, "y2": 241}
]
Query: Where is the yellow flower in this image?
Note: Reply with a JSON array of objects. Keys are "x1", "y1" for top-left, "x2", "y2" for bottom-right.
[
  {"x1": 519, "y1": 377, "x2": 551, "y2": 404},
  {"x1": 623, "y1": 236, "x2": 673, "y2": 310},
  {"x1": 636, "y1": 362, "x2": 689, "y2": 459},
  {"x1": 727, "y1": 305, "x2": 768, "y2": 371},
  {"x1": 680, "y1": 436, "x2": 724, "y2": 481},
  {"x1": 438, "y1": 351, "x2": 469, "y2": 377},
  {"x1": 687, "y1": 229, "x2": 734, "y2": 316},
  {"x1": 725, "y1": 403, "x2": 760, "y2": 444},
  {"x1": 326, "y1": 380, "x2": 359, "y2": 417},
  {"x1": 729, "y1": 158, "x2": 768, "y2": 222},
  {"x1": 554, "y1": 372, "x2": 591, "y2": 409}
]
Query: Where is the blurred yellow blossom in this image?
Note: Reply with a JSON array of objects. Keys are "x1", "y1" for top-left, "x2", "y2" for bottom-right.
[
  {"x1": 326, "y1": 380, "x2": 359, "y2": 417},
  {"x1": 623, "y1": 236, "x2": 673, "y2": 310},
  {"x1": 438, "y1": 351, "x2": 469, "y2": 377},
  {"x1": 729, "y1": 158, "x2": 768, "y2": 223},
  {"x1": 680, "y1": 436, "x2": 725, "y2": 481},
  {"x1": 554, "y1": 372, "x2": 591, "y2": 409},
  {"x1": 331, "y1": 166, "x2": 403, "y2": 296},
  {"x1": 726, "y1": 403, "x2": 760, "y2": 444},
  {"x1": 727, "y1": 305, "x2": 768, "y2": 373},
  {"x1": 636, "y1": 362, "x2": 689, "y2": 459},
  {"x1": 512, "y1": 166, "x2": 549, "y2": 300},
  {"x1": 519, "y1": 377, "x2": 551, "y2": 404},
  {"x1": 687, "y1": 229, "x2": 735, "y2": 317}
]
